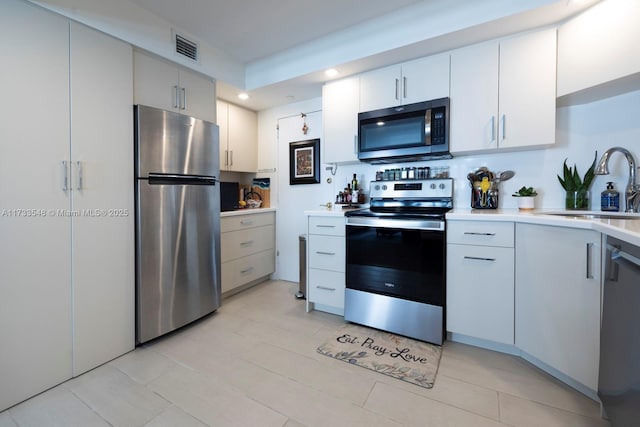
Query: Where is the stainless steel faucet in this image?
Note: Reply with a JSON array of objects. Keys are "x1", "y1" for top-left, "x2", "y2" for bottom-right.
[{"x1": 595, "y1": 147, "x2": 640, "y2": 213}]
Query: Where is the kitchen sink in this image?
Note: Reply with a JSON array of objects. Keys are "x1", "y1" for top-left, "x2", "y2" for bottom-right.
[{"x1": 546, "y1": 212, "x2": 640, "y2": 220}]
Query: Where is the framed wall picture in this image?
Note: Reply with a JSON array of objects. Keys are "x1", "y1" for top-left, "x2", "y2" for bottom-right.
[{"x1": 289, "y1": 138, "x2": 320, "y2": 185}]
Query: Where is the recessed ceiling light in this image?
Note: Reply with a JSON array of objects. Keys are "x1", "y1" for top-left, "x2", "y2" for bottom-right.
[
  {"x1": 238, "y1": 93, "x2": 249, "y2": 100},
  {"x1": 325, "y1": 68, "x2": 339, "y2": 78}
]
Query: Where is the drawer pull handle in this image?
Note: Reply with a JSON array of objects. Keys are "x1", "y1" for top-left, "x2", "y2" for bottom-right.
[
  {"x1": 463, "y1": 232, "x2": 496, "y2": 236},
  {"x1": 316, "y1": 225, "x2": 336, "y2": 228},
  {"x1": 240, "y1": 220, "x2": 254, "y2": 225},
  {"x1": 316, "y1": 285, "x2": 336, "y2": 291},
  {"x1": 316, "y1": 251, "x2": 335, "y2": 256},
  {"x1": 240, "y1": 240, "x2": 254, "y2": 246},
  {"x1": 464, "y1": 256, "x2": 496, "y2": 262},
  {"x1": 240, "y1": 267, "x2": 254, "y2": 274}
]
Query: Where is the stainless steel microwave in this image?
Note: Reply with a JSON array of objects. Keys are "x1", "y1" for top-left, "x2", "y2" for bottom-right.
[{"x1": 357, "y1": 98, "x2": 451, "y2": 163}]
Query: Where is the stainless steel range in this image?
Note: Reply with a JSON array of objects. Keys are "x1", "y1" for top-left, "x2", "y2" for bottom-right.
[{"x1": 344, "y1": 178, "x2": 453, "y2": 345}]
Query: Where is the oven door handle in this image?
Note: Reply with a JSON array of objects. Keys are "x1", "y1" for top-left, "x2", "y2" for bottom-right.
[{"x1": 346, "y1": 216, "x2": 444, "y2": 231}]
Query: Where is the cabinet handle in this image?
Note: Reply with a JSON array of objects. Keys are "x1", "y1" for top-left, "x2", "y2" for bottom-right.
[
  {"x1": 353, "y1": 135, "x2": 357, "y2": 155},
  {"x1": 316, "y1": 251, "x2": 336, "y2": 256},
  {"x1": 464, "y1": 256, "x2": 496, "y2": 262},
  {"x1": 240, "y1": 240, "x2": 254, "y2": 246},
  {"x1": 173, "y1": 85, "x2": 179, "y2": 108},
  {"x1": 76, "y1": 161, "x2": 83, "y2": 191},
  {"x1": 240, "y1": 266, "x2": 254, "y2": 274},
  {"x1": 463, "y1": 232, "x2": 496, "y2": 236},
  {"x1": 240, "y1": 220, "x2": 253, "y2": 225},
  {"x1": 403, "y1": 76, "x2": 407, "y2": 99},
  {"x1": 180, "y1": 87, "x2": 186, "y2": 110},
  {"x1": 62, "y1": 160, "x2": 69, "y2": 192},
  {"x1": 316, "y1": 285, "x2": 336, "y2": 292},
  {"x1": 316, "y1": 225, "x2": 335, "y2": 228},
  {"x1": 395, "y1": 78, "x2": 400, "y2": 100},
  {"x1": 229, "y1": 150, "x2": 233, "y2": 166},
  {"x1": 491, "y1": 116, "x2": 496, "y2": 143},
  {"x1": 224, "y1": 150, "x2": 229, "y2": 166},
  {"x1": 501, "y1": 114, "x2": 506, "y2": 140},
  {"x1": 586, "y1": 243, "x2": 594, "y2": 279}
]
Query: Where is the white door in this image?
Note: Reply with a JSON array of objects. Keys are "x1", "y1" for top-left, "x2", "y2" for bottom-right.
[
  {"x1": 133, "y1": 50, "x2": 180, "y2": 112},
  {"x1": 401, "y1": 53, "x2": 451, "y2": 105},
  {"x1": 322, "y1": 76, "x2": 359, "y2": 164},
  {"x1": 227, "y1": 103, "x2": 258, "y2": 172},
  {"x1": 0, "y1": 0, "x2": 72, "y2": 411},
  {"x1": 276, "y1": 111, "x2": 323, "y2": 282},
  {"x1": 70, "y1": 22, "x2": 135, "y2": 376}
]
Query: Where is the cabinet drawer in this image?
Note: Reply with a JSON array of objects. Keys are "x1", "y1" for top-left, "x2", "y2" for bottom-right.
[
  {"x1": 308, "y1": 216, "x2": 345, "y2": 236},
  {"x1": 308, "y1": 235, "x2": 345, "y2": 272},
  {"x1": 446, "y1": 243, "x2": 514, "y2": 345},
  {"x1": 221, "y1": 211, "x2": 275, "y2": 233},
  {"x1": 447, "y1": 220, "x2": 514, "y2": 247},
  {"x1": 221, "y1": 249, "x2": 275, "y2": 293},
  {"x1": 308, "y1": 268, "x2": 345, "y2": 308},
  {"x1": 221, "y1": 224, "x2": 274, "y2": 262}
]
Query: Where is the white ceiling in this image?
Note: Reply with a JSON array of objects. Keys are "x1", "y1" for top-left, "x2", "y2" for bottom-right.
[{"x1": 127, "y1": 0, "x2": 599, "y2": 111}]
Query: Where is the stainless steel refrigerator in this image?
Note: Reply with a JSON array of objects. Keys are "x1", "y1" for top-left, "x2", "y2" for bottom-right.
[{"x1": 134, "y1": 105, "x2": 221, "y2": 344}]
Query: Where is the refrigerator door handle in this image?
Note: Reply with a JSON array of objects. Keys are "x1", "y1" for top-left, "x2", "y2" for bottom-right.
[{"x1": 147, "y1": 172, "x2": 218, "y2": 185}]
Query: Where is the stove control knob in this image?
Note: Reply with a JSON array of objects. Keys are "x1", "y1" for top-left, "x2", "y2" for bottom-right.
[
  {"x1": 439, "y1": 183, "x2": 446, "y2": 190},
  {"x1": 430, "y1": 183, "x2": 436, "y2": 189},
  {"x1": 374, "y1": 184, "x2": 380, "y2": 191},
  {"x1": 382, "y1": 184, "x2": 388, "y2": 190}
]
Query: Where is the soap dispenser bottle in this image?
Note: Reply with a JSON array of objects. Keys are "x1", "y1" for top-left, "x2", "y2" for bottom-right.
[{"x1": 601, "y1": 182, "x2": 620, "y2": 212}]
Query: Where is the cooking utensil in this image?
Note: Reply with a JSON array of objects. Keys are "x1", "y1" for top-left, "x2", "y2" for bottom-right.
[{"x1": 499, "y1": 170, "x2": 515, "y2": 182}]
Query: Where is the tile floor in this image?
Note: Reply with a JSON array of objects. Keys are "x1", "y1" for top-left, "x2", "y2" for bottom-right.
[{"x1": 0, "y1": 280, "x2": 610, "y2": 427}]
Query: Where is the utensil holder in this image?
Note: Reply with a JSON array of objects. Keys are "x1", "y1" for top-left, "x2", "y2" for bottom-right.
[{"x1": 471, "y1": 186, "x2": 499, "y2": 209}]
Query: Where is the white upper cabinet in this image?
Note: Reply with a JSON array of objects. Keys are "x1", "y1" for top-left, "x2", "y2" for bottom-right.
[
  {"x1": 558, "y1": 0, "x2": 640, "y2": 99},
  {"x1": 359, "y1": 53, "x2": 450, "y2": 112},
  {"x1": 322, "y1": 76, "x2": 360, "y2": 164},
  {"x1": 133, "y1": 50, "x2": 216, "y2": 123},
  {"x1": 450, "y1": 28, "x2": 557, "y2": 154},
  {"x1": 217, "y1": 100, "x2": 258, "y2": 172}
]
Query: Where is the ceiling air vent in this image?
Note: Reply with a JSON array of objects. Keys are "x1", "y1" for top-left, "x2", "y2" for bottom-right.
[{"x1": 175, "y1": 34, "x2": 198, "y2": 61}]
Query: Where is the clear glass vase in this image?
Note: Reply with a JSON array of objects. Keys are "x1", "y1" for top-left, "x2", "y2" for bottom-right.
[{"x1": 566, "y1": 190, "x2": 590, "y2": 210}]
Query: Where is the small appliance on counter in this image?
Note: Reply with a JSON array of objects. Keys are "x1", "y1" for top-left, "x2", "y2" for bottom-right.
[{"x1": 220, "y1": 181, "x2": 240, "y2": 212}]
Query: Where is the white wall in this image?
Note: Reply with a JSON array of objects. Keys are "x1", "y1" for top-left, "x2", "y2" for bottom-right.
[{"x1": 259, "y1": 89, "x2": 640, "y2": 281}]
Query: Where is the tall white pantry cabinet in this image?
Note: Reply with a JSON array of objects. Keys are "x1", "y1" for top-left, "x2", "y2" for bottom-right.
[{"x1": 0, "y1": 0, "x2": 134, "y2": 411}]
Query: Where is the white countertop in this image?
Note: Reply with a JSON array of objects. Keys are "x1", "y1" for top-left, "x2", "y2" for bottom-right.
[
  {"x1": 447, "y1": 208, "x2": 640, "y2": 247},
  {"x1": 304, "y1": 205, "x2": 366, "y2": 217},
  {"x1": 221, "y1": 207, "x2": 276, "y2": 217}
]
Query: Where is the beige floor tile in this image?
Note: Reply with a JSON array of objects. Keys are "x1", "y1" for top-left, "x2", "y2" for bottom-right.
[
  {"x1": 0, "y1": 412, "x2": 17, "y2": 427},
  {"x1": 499, "y1": 392, "x2": 610, "y2": 427},
  {"x1": 144, "y1": 405, "x2": 208, "y2": 427},
  {"x1": 148, "y1": 363, "x2": 287, "y2": 427},
  {"x1": 439, "y1": 343, "x2": 602, "y2": 418},
  {"x1": 248, "y1": 374, "x2": 401, "y2": 427},
  {"x1": 64, "y1": 364, "x2": 170, "y2": 426},
  {"x1": 8, "y1": 386, "x2": 109, "y2": 427},
  {"x1": 108, "y1": 346, "x2": 178, "y2": 385},
  {"x1": 243, "y1": 341, "x2": 376, "y2": 406},
  {"x1": 364, "y1": 381, "x2": 505, "y2": 427}
]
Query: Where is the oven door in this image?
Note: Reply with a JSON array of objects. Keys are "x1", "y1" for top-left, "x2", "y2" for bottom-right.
[{"x1": 345, "y1": 216, "x2": 445, "y2": 307}]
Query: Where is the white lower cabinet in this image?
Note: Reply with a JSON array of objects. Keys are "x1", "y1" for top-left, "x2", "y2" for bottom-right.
[
  {"x1": 447, "y1": 221, "x2": 515, "y2": 345},
  {"x1": 515, "y1": 223, "x2": 601, "y2": 392},
  {"x1": 221, "y1": 211, "x2": 275, "y2": 295},
  {"x1": 306, "y1": 215, "x2": 345, "y2": 315}
]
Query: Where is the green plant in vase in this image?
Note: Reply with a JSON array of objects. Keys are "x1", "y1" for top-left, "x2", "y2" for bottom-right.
[{"x1": 557, "y1": 152, "x2": 597, "y2": 210}]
